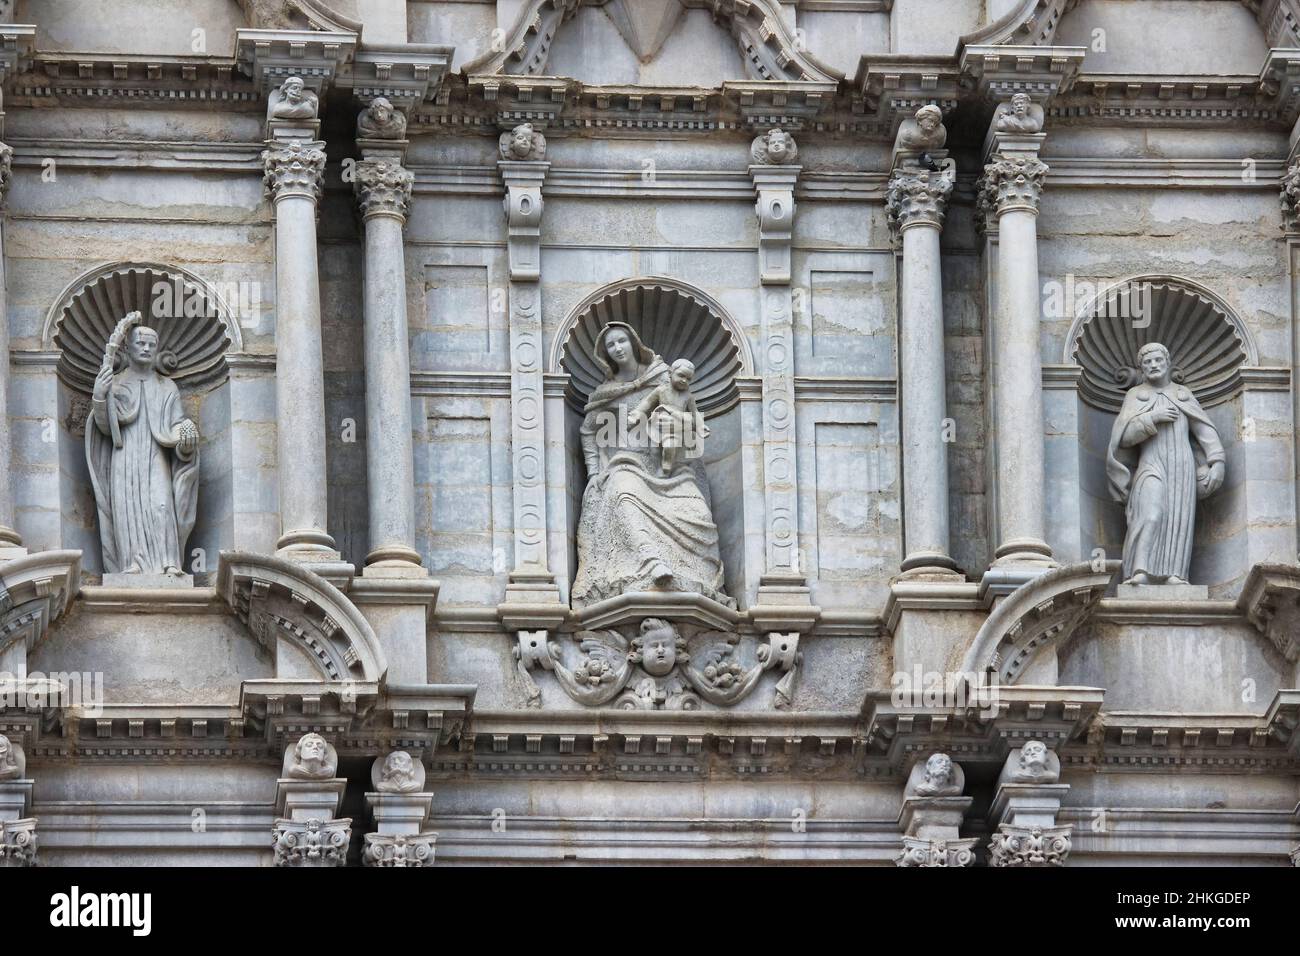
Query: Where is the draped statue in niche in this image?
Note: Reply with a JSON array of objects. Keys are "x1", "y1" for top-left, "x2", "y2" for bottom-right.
[
  {"x1": 1106, "y1": 342, "x2": 1225, "y2": 585},
  {"x1": 86, "y1": 312, "x2": 200, "y2": 576},
  {"x1": 571, "y1": 323, "x2": 732, "y2": 608}
]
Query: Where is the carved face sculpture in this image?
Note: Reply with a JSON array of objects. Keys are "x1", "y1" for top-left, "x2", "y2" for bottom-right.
[
  {"x1": 637, "y1": 621, "x2": 678, "y2": 677},
  {"x1": 382, "y1": 751, "x2": 417, "y2": 790},
  {"x1": 1139, "y1": 343, "x2": 1171, "y2": 385},
  {"x1": 511, "y1": 124, "x2": 535, "y2": 159},
  {"x1": 1020, "y1": 740, "x2": 1048, "y2": 774},
  {"x1": 0, "y1": 735, "x2": 15, "y2": 778},
  {"x1": 1011, "y1": 93, "x2": 1031, "y2": 117},
  {"x1": 917, "y1": 105, "x2": 941, "y2": 132},
  {"x1": 371, "y1": 99, "x2": 392, "y2": 126},
  {"x1": 292, "y1": 732, "x2": 331, "y2": 777},
  {"x1": 127, "y1": 326, "x2": 159, "y2": 367},
  {"x1": 603, "y1": 327, "x2": 634, "y2": 371},
  {"x1": 924, "y1": 752, "x2": 952, "y2": 787},
  {"x1": 670, "y1": 360, "x2": 695, "y2": 391},
  {"x1": 283, "y1": 76, "x2": 305, "y2": 103},
  {"x1": 765, "y1": 129, "x2": 790, "y2": 162}
]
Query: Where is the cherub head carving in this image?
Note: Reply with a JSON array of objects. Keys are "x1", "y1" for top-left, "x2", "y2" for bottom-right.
[
  {"x1": 500, "y1": 122, "x2": 546, "y2": 161},
  {"x1": 750, "y1": 127, "x2": 798, "y2": 165},
  {"x1": 373, "y1": 749, "x2": 425, "y2": 793},
  {"x1": 285, "y1": 732, "x2": 337, "y2": 779},
  {"x1": 630, "y1": 618, "x2": 687, "y2": 678},
  {"x1": 357, "y1": 96, "x2": 407, "y2": 140}
]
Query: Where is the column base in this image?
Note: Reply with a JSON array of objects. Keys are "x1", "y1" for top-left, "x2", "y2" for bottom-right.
[
  {"x1": 364, "y1": 545, "x2": 424, "y2": 570},
  {"x1": 898, "y1": 550, "x2": 963, "y2": 580},
  {"x1": 992, "y1": 537, "x2": 1057, "y2": 568},
  {"x1": 276, "y1": 528, "x2": 340, "y2": 559}
]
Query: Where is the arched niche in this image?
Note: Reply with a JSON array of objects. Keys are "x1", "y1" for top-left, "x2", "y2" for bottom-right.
[
  {"x1": 1060, "y1": 276, "x2": 1258, "y2": 595},
  {"x1": 554, "y1": 277, "x2": 753, "y2": 602},
  {"x1": 44, "y1": 263, "x2": 243, "y2": 578}
]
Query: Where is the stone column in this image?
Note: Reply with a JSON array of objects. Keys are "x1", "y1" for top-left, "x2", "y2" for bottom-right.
[
  {"x1": 0, "y1": 142, "x2": 22, "y2": 559},
  {"x1": 887, "y1": 160, "x2": 960, "y2": 577},
  {"x1": 1282, "y1": 158, "x2": 1300, "y2": 560},
  {"x1": 988, "y1": 740, "x2": 1071, "y2": 866},
  {"x1": 354, "y1": 149, "x2": 419, "y2": 569},
  {"x1": 262, "y1": 132, "x2": 339, "y2": 560},
  {"x1": 272, "y1": 734, "x2": 350, "y2": 867},
  {"x1": 363, "y1": 751, "x2": 437, "y2": 867},
  {"x1": 895, "y1": 751, "x2": 976, "y2": 867},
  {"x1": 980, "y1": 134, "x2": 1055, "y2": 570}
]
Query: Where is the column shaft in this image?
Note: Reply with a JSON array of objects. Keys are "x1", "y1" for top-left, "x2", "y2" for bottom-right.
[
  {"x1": 898, "y1": 221, "x2": 954, "y2": 571},
  {"x1": 271, "y1": 190, "x2": 335, "y2": 554},
  {"x1": 0, "y1": 222, "x2": 19, "y2": 551},
  {"x1": 361, "y1": 211, "x2": 419, "y2": 566}
]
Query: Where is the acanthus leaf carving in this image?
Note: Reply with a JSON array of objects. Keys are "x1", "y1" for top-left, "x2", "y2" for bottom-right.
[
  {"x1": 354, "y1": 159, "x2": 414, "y2": 221},
  {"x1": 979, "y1": 155, "x2": 1049, "y2": 215},
  {"x1": 262, "y1": 140, "x2": 327, "y2": 203}
]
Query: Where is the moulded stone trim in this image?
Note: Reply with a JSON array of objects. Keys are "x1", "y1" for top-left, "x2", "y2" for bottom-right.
[
  {"x1": 960, "y1": 561, "x2": 1117, "y2": 684},
  {"x1": 216, "y1": 551, "x2": 387, "y2": 684}
]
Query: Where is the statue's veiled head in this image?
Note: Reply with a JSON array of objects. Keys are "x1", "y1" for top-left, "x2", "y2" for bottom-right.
[
  {"x1": 593, "y1": 321, "x2": 655, "y2": 380},
  {"x1": 1138, "y1": 342, "x2": 1171, "y2": 385}
]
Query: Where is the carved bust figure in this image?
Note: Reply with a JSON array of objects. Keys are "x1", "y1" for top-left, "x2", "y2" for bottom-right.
[
  {"x1": 86, "y1": 313, "x2": 200, "y2": 576},
  {"x1": 750, "y1": 127, "x2": 798, "y2": 165},
  {"x1": 268, "y1": 75, "x2": 319, "y2": 122},
  {"x1": 284, "y1": 733, "x2": 337, "y2": 779},
  {"x1": 357, "y1": 97, "x2": 406, "y2": 140},
  {"x1": 372, "y1": 750, "x2": 425, "y2": 793},
  {"x1": 499, "y1": 122, "x2": 546, "y2": 161},
  {"x1": 630, "y1": 618, "x2": 686, "y2": 678},
  {"x1": 894, "y1": 104, "x2": 947, "y2": 155},
  {"x1": 994, "y1": 93, "x2": 1044, "y2": 134},
  {"x1": 908, "y1": 752, "x2": 963, "y2": 797},
  {"x1": 999, "y1": 740, "x2": 1061, "y2": 785},
  {"x1": 0, "y1": 734, "x2": 23, "y2": 780},
  {"x1": 1106, "y1": 342, "x2": 1225, "y2": 585}
]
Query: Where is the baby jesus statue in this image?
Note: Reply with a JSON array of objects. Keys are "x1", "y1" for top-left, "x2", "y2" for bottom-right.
[{"x1": 627, "y1": 358, "x2": 709, "y2": 476}]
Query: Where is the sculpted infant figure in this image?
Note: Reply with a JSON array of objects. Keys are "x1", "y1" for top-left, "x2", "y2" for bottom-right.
[
  {"x1": 627, "y1": 358, "x2": 708, "y2": 476},
  {"x1": 499, "y1": 122, "x2": 546, "y2": 161},
  {"x1": 750, "y1": 127, "x2": 798, "y2": 165}
]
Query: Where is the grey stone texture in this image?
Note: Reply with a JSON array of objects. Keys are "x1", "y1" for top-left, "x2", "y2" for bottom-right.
[{"x1": 0, "y1": 0, "x2": 1299, "y2": 867}]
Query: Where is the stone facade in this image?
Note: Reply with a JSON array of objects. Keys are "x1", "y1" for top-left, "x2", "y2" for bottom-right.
[{"x1": 0, "y1": 0, "x2": 1298, "y2": 866}]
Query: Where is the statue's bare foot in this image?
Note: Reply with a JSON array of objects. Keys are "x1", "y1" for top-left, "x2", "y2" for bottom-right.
[
  {"x1": 1126, "y1": 572, "x2": 1152, "y2": 585},
  {"x1": 124, "y1": 562, "x2": 142, "y2": 574},
  {"x1": 1166, "y1": 575, "x2": 1187, "y2": 585},
  {"x1": 651, "y1": 563, "x2": 673, "y2": 586},
  {"x1": 164, "y1": 565, "x2": 183, "y2": 577}
]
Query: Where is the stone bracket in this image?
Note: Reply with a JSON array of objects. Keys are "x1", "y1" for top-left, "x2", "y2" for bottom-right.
[
  {"x1": 500, "y1": 161, "x2": 548, "y2": 282},
  {"x1": 749, "y1": 165, "x2": 799, "y2": 285},
  {"x1": 235, "y1": 28, "x2": 358, "y2": 99}
]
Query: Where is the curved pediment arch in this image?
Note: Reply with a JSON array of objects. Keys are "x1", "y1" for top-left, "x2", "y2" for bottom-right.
[
  {"x1": 464, "y1": 0, "x2": 841, "y2": 84},
  {"x1": 238, "y1": 0, "x2": 362, "y2": 33},
  {"x1": 216, "y1": 552, "x2": 387, "y2": 684}
]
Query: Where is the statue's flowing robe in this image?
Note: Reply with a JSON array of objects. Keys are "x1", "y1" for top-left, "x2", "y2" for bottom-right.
[
  {"x1": 86, "y1": 371, "x2": 199, "y2": 574},
  {"x1": 572, "y1": 358, "x2": 731, "y2": 608},
  {"x1": 1106, "y1": 382, "x2": 1224, "y2": 582}
]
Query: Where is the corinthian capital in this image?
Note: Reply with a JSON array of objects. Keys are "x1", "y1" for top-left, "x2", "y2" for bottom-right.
[
  {"x1": 886, "y1": 162, "x2": 955, "y2": 234},
  {"x1": 989, "y1": 824, "x2": 1072, "y2": 867},
  {"x1": 1281, "y1": 161, "x2": 1300, "y2": 233},
  {"x1": 261, "y1": 140, "x2": 327, "y2": 203},
  {"x1": 979, "y1": 155, "x2": 1049, "y2": 216},
  {"x1": 354, "y1": 159, "x2": 414, "y2": 221}
]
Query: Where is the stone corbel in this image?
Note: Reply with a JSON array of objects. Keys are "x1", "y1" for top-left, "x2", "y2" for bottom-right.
[
  {"x1": 988, "y1": 740, "x2": 1071, "y2": 867},
  {"x1": 235, "y1": 28, "x2": 358, "y2": 104},
  {"x1": 500, "y1": 161, "x2": 548, "y2": 282},
  {"x1": 0, "y1": 735, "x2": 35, "y2": 867},
  {"x1": 896, "y1": 752, "x2": 976, "y2": 867},
  {"x1": 273, "y1": 734, "x2": 351, "y2": 867},
  {"x1": 749, "y1": 164, "x2": 798, "y2": 285}
]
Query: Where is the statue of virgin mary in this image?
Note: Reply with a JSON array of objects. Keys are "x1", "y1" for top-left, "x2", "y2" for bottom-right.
[{"x1": 571, "y1": 323, "x2": 731, "y2": 608}]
